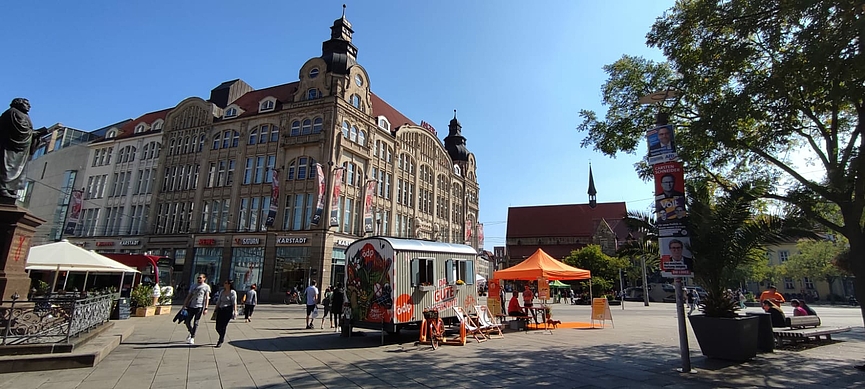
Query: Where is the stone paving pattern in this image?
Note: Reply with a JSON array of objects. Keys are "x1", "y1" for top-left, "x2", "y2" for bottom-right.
[{"x1": 0, "y1": 302, "x2": 863, "y2": 388}]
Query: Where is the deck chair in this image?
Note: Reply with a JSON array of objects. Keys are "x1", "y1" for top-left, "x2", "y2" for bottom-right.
[
  {"x1": 452, "y1": 306, "x2": 489, "y2": 343},
  {"x1": 474, "y1": 305, "x2": 504, "y2": 338}
]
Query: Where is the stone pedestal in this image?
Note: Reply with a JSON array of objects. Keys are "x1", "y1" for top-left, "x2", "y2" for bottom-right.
[{"x1": 0, "y1": 204, "x2": 45, "y2": 301}]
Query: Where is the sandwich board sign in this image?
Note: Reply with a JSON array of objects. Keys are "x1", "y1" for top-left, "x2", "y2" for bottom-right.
[{"x1": 590, "y1": 298, "x2": 614, "y2": 328}]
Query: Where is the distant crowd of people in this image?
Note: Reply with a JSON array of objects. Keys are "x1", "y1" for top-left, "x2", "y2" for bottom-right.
[{"x1": 178, "y1": 273, "x2": 347, "y2": 348}]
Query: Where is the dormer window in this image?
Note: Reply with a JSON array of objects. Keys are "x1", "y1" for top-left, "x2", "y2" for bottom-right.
[
  {"x1": 378, "y1": 116, "x2": 390, "y2": 131},
  {"x1": 224, "y1": 107, "x2": 238, "y2": 118},
  {"x1": 152, "y1": 119, "x2": 164, "y2": 131},
  {"x1": 260, "y1": 99, "x2": 275, "y2": 112},
  {"x1": 307, "y1": 88, "x2": 319, "y2": 100},
  {"x1": 106, "y1": 130, "x2": 118, "y2": 138},
  {"x1": 135, "y1": 124, "x2": 145, "y2": 133},
  {"x1": 309, "y1": 68, "x2": 319, "y2": 79}
]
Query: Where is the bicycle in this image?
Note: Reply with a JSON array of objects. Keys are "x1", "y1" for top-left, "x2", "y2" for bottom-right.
[{"x1": 423, "y1": 308, "x2": 443, "y2": 350}]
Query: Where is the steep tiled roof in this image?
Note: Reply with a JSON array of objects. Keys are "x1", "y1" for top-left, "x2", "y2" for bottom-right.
[
  {"x1": 507, "y1": 202, "x2": 628, "y2": 238},
  {"x1": 229, "y1": 82, "x2": 299, "y2": 119},
  {"x1": 371, "y1": 92, "x2": 416, "y2": 129},
  {"x1": 115, "y1": 108, "x2": 171, "y2": 140}
]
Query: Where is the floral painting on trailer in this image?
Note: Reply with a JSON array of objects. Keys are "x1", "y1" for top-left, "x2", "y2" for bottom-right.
[{"x1": 345, "y1": 240, "x2": 394, "y2": 323}]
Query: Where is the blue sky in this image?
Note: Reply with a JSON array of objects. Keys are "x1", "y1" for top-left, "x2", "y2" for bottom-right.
[{"x1": 1, "y1": 1, "x2": 673, "y2": 249}]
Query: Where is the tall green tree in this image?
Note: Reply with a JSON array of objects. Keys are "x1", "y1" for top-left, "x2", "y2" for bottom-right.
[
  {"x1": 780, "y1": 238, "x2": 852, "y2": 302},
  {"x1": 578, "y1": 1, "x2": 865, "y2": 324},
  {"x1": 564, "y1": 245, "x2": 629, "y2": 296}
]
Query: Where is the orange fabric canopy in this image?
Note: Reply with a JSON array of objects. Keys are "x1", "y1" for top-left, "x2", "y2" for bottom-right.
[{"x1": 493, "y1": 248, "x2": 591, "y2": 281}]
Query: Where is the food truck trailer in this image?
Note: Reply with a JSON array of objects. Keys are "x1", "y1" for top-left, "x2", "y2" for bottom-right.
[{"x1": 343, "y1": 237, "x2": 480, "y2": 334}]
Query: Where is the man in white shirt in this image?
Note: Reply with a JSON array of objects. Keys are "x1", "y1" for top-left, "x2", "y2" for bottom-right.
[
  {"x1": 181, "y1": 273, "x2": 211, "y2": 345},
  {"x1": 305, "y1": 280, "x2": 319, "y2": 329}
]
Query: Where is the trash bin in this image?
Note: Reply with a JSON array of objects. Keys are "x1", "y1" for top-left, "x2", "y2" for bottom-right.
[{"x1": 746, "y1": 312, "x2": 774, "y2": 353}]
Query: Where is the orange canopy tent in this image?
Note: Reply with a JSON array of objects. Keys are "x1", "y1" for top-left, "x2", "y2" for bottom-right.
[{"x1": 493, "y1": 248, "x2": 591, "y2": 281}]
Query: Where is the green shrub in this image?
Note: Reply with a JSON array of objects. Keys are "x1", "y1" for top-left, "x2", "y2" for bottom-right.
[{"x1": 130, "y1": 284, "x2": 153, "y2": 308}]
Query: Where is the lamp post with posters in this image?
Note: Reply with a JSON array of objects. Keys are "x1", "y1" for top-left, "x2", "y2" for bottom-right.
[{"x1": 639, "y1": 89, "x2": 695, "y2": 374}]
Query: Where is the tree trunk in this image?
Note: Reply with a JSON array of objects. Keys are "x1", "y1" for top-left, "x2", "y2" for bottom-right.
[{"x1": 848, "y1": 240, "x2": 865, "y2": 326}]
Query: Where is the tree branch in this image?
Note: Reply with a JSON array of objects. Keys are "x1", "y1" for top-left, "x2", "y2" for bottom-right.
[
  {"x1": 763, "y1": 193, "x2": 844, "y2": 233},
  {"x1": 745, "y1": 144, "x2": 840, "y2": 202}
]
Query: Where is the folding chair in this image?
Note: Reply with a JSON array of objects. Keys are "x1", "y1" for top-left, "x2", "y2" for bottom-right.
[
  {"x1": 474, "y1": 305, "x2": 504, "y2": 338},
  {"x1": 452, "y1": 306, "x2": 489, "y2": 343}
]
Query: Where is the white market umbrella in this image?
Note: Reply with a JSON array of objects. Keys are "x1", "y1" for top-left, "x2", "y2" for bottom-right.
[
  {"x1": 27, "y1": 240, "x2": 139, "y2": 292},
  {"x1": 476, "y1": 274, "x2": 487, "y2": 283}
]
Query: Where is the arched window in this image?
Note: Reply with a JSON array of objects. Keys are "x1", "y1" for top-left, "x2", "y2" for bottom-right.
[
  {"x1": 222, "y1": 130, "x2": 232, "y2": 148},
  {"x1": 232, "y1": 131, "x2": 239, "y2": 147},
  {"x1": 260, "y1": 100, "x2": 275, "y2": 111},
  {"x1": 198, "y1": 135, "x2": 205, "y2": 152},
  {"x1": 153, "y1": 120, "x2": 164, "y2": 131},
  {"x1": 342, "y1": 121, "x2": 350, "y2": 138},
  {"x1": 302, "y1": 119, "x2": 312, "y2": 135},
  {"x1": 212, "y1": 133, "x2": 221, "y2": 150},
  {"x1": 106, "y1": 130, "x2": 117, "y2": 138},
  {"x1": 350, "y1": 126, "x2": 358, "y2": 142},
  {"x1": 183, "y1": 136, "x2": 190, "y2": 153},
  {"x1": 358, "y1": 130, "x2": 366, "y2": 146},
  {"x1": 259, "y1": 125, "x2": 269, "y2": 144},
  {"x1": 307, "y1": 88, "x2": 318, "y2": 100},
  {"x1": 312, "y1": 118, "x2": 322, "y2": 134},
  {"x1": 290, "y1": 121, "x2": 300, "y2": 136},
  {"x1": 248, "y1": 129, "x2": 258, "y2": 145},
  {"x1": 351, "y1": 94, "x2": 361, "y2": 109},
  {"x1": 287, "y1": 157, "x2": 317, "y2": 180},
  {"x1": 225, "y1": 107, "x2": 237, "y2": 118},
  {"x1": 169, "y1": 139, "x2": 176, "y2": 155}
]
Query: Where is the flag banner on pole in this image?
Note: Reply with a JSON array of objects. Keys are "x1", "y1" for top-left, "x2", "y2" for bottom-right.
[
  {"x1": 363, "y1": 179, "x2": 376, "y2": 233},
  {"x1": 311, "y1": 163, "x2": 326, "y2": 225},
  {"x1": 477, "y1": 223, "x2": 485, "y2": 249},
  {"x1": 265, "y1": 169, "x2": 279, "y2": 226},
  {"x1": 464, "y1": 219, "x2": 473, "y2": 245},
  {"x1": 63, "y1": 189, "x2": 84, "y2": 235},
  {"x1": 329, "y1": 167, "x2": 345, "y2": 227}
]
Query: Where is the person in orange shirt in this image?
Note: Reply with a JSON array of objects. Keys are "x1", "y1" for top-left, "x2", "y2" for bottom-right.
[
  {"x1": 523, "y1": 285, "x2": 538, "y2": 323},
  {"x1": 759, "y1": 285, "x2": 785, "y2": 306}
]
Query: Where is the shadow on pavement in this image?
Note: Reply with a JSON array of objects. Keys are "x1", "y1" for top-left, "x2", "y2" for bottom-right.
[{"x1": 229, "y1": 340, "x2": 865, "y2": 388}]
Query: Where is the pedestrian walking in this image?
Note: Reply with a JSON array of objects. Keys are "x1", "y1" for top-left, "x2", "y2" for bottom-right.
[
  {"x1": 243, "y1": 284, "x2": 258, "y2": 322},
  {"x1": 305, "y1": 280, "x2": 319, "y2": 329},
  {"x1": 686, "y1": 289, "x2": 696, "y2": 315},
  {"x1": 214, "y1": 279, "x2": 237, "y2": 348},
  {"x1": 738, "y1": 290, "x2": 746, "y2": 309},
  {"x1": 181, "y1": 273, "x2": 211, "y2": 345},
  {"x1": 320, "y1": 286, "x2": 332, "y2": 329},
  {"x1": 330, "y1": 283, "x2": 345, "y2": 331}
]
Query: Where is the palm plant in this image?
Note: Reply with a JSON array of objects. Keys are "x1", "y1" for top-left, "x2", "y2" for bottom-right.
[
  {"x1": 686, "y1": 181, "x2": 817, "y2": 317},
  {"x1": 619, "y1": 211, "x2": 661, "y2": 303}
]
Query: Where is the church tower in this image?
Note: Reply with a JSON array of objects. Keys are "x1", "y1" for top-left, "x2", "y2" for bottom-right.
[{"x1": 588, "y1": 163, "x2": 597, "y2": 208}]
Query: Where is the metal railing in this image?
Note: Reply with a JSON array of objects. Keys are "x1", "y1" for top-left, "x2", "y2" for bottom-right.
[{"x1": 0, "y1": 294, "x2": 114, "y2": 345}]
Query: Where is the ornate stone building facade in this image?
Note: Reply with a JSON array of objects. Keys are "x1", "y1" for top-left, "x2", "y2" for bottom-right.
[{"x1": 63, "y1": 14, "x2": 481, "y2": 301}]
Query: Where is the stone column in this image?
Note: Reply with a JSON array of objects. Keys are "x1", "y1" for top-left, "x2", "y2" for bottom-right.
[{"x1": 0, "y1": 204, "x2": 45, "y2": 301}]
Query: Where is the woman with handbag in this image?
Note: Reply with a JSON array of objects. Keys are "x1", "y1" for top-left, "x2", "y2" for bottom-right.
[{"x1": 214, "y1": 279, "x2": 238, "y2": 348}]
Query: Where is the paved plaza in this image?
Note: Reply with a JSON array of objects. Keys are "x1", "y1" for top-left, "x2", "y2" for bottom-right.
[{"x1": 0, "y1": 301, "x2": 863, "y2": 388}]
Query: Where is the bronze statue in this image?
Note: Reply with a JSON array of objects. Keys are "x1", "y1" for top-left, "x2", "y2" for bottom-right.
[{"x1": 0, "y1": 98, "x2": 48, "y2": 204}]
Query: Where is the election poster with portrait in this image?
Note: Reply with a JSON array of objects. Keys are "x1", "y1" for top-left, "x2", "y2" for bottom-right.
[
  {"x1": 660, "y1": 236, "x2": 694, "y2": 278},
  {"x1": 653, "y1": 161, "x2": 688, "y2": 223},
  {"x1": 646, "y1": 124, "x2": 677, "y2": 164}
]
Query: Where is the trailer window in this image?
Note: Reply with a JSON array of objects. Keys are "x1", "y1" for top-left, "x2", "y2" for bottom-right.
[
  {"x1": 445, "y1": 259, "x2": 474, "y2": 285},
  {"x1": 411, "y1": 257, "x2": 434, "y2": 286}
]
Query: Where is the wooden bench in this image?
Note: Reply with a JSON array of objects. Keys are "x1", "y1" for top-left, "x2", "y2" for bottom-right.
[{"x1": 773, "y1": 315, "x2": 850, "y2": 345}]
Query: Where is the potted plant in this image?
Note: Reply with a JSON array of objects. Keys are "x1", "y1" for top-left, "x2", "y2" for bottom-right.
[
  {"x1": 686, "y1": 181, "x2": 816, "y2": 361},
  {"x1": 155, "y1": 287, "x2": 174, "y2": 315},
  {"x1": 131, "y1": 284, "x2": 156, "y2": 317}
]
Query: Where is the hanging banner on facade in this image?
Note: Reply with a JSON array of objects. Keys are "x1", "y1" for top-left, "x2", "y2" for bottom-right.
[
  {"x1": 311, "y1": 163, "x2": 327, "y2": 225},
  {"x1": 660, "y1": 236, "x2": 694, "y2": 278},
  {"x1": 646, "y1": 124, "x2": 677, "y2": 164},
  {"x1": 464, "y1": 219, "x2": 473, "y2": 245},
  {"x1": 63, "y1": 189, "x2": 84, "y2": 235},
  {"x1": 363, "y1": 179, "x2": 376, "y2": 233},
  {"x1": 329, "y1": 167, "x2": 345, "y2": 227},
  {"x1": 477, "y1": 223, "x2": 485, "y2": 249},
  {"x1": 265, "y1": 169, "x2": 279, "y2": 226}
]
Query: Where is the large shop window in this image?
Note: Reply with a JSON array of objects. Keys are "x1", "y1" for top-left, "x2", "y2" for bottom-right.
[
  {"x1": 274, "y1": 247, "x2": 311, "y2": 292},
  {"x1": 411, "y1": 257, "x2": 435, "y2": 287},
  {"x1": 446, "y1": 259, "x2": 474, "y2": 285},
  {"x1": 331, "y1": 248, "x2": 346, "y2": 286},
  {"x1": 230, "y1": 247, "x2": 264, "y2": 291},
  {"x1": 191, "y1": 247, "x2": 223, "y2": 286}
]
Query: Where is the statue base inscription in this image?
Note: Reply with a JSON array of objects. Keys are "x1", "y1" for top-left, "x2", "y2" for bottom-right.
[{"x1": 0, "y1": 204, "x2": 44, "y2": 301}]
